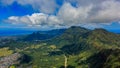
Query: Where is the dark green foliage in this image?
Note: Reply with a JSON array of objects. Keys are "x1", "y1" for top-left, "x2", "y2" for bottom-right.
[
  {"x1": 1, "y1": 26, "x2": 120, "y2": 68},
  {"x1": 20, "y1": 54, "x2": 32, "y2": 63},
  {"x1": 87, "y1": 49, "x2": 120, "y2": 68},
  {"x1": 47, "y1": 26, "x2": 90, "y2": 47},
  {"x1": 47, "y1": 26, "x2": 120, "y2": 68},
  {"x1": 57, "y1": 27, "x2": 120, "y2": 55},
  {"x1": 61, "y1": 44, "x2": 83, "y2": 55},
  {"x1": 88, "y1": 28, "x2": 120, "y2": 47},
  {"x1": 23, "y1": 29, "x2": 66, "y2": 41},
  {"x1": 49, "y1": 51, "x2": 63, "y2": 56},
  {"x1": 23, "y1": 32, "x2": 55, "y2": 41},
  {"x1": 60, "y1": 65, "x2": 76, "y2": 68}
]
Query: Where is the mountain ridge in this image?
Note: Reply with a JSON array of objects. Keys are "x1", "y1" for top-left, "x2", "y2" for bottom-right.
[{"x1": 0, "y1": 26, "x2": 120, "y2": 68}]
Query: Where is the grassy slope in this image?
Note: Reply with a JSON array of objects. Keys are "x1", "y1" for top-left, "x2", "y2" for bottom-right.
[{"x1": 1, "y1": 26, "x2": 120, "y2": 68}]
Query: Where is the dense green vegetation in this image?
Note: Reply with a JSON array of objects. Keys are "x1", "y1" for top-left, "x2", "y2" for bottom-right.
[
  {"x1": 0, "y1": 26, "x2": 120, "y2": 68},
  {"x1": 23, "y1": 29, "x2": 66, "y2": 41}
]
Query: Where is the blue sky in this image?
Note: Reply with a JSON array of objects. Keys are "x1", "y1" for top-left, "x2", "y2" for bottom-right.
[
  {"x1": 0, "y1": 2, "x2": 35, "y2": 20},
  {"x1": 0, "y1": 0, "x2": 120, "y2": 31}
]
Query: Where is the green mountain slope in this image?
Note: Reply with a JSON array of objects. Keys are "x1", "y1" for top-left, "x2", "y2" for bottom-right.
[
  {"x1": 23, "y1": 29, "x2": 66, "y2": 41},
  {"x1": 87, "y1": 28, "x2": 120, "y2": 49},
  {"x1": 47, "y1": 26, "x2": 120, "y2": 68},
  {"x1": 47, "y1": 26, "x2": 90, "y2": 47},
  {"x1": 87, "y1": 49, "x2": 120, "y2": 68},
  {"x1": 52, "y1": 27, "x2": 120, "y2": 54},
  {"x1": 1, "y1": 26, "x2": 120, "y2": 68}
]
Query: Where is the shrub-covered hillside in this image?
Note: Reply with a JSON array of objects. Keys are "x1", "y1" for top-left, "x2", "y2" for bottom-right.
[{"x1": 0, "y1": 26, "x2": 120, "y2": 68}]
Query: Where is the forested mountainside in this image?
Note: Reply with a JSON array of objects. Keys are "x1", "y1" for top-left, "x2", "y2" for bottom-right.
[
  {"x1": 23, "y1": 29, "x2": 66, "y2": 41},
  {"x1": 0, "y1": 26, "x2": 120, "y2": 68}
]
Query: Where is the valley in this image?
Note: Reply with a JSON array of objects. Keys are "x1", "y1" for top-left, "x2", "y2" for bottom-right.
[{"x1": 0, "y1": 26, "x2": 120, "y2": 68}]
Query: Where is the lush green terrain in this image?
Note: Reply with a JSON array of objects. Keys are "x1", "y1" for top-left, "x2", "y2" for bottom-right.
[{"x1": 0, "y1": 26, "x2": 120, "y2": 68}]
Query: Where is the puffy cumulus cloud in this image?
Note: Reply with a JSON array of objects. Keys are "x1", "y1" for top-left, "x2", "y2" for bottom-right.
[
  {"x1": 0, "y1": 0, "x2": 58, "y2": 14},
  {"x1": 6, "y1": 13, "x2": 64, "y2": 29},
  {"x1": 4, "y1": 0, "x2": 120, "y2": 29},
  {"x1": 5, "y1": 2, "x2": 93, "y2": 29},
  {"x1": 58, "y1": 3, "x2": 93, "y2": 26},
  {"x1": 89, "y1": 0, "x2": 120, "y2": 24},
  {"x1": 59, "y1": 0, "x2": 120, "y2": 25},
  {"x1": 65, "y1": 0, "x2": 117, "y2": 7},
  {"x1": 7, "y1": 13, "x2": 47, "y2": 25},
  {"x1": 16, "y1": 0, "x2": 58, "y2": 14},
  {"x1": 48, "y1": 15, "x2": 62, "y2": 26}
]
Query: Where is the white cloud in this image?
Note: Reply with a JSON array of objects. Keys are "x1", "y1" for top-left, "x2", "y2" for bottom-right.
[
  {"x1": 0, "y1": 0, "x2": 58, "y2": 14},
  {"x1": 16, "y1": 0, "x2": 58, "y2": 14},
  {"x1": 4, "y1": 3, "x2": 95, "y2": 29},
  {"x1": 58, "y1": 3, "x2": 93, "y2": 26},
  {"x1": 6, "y1": 13, "x2": 63, "y2": 29},
  {"x1": 89, "y1": 0, "x2": 120, "y2": 24},
  {"x1": 4, "y1": 0, "x2": 120, "y2": 29},
  {"x1": 7, "y1": 13, "x2": 47, "y2": 25},
  {"x1": 48, "y1": 15, "x2": 62, "y2": 26}
]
